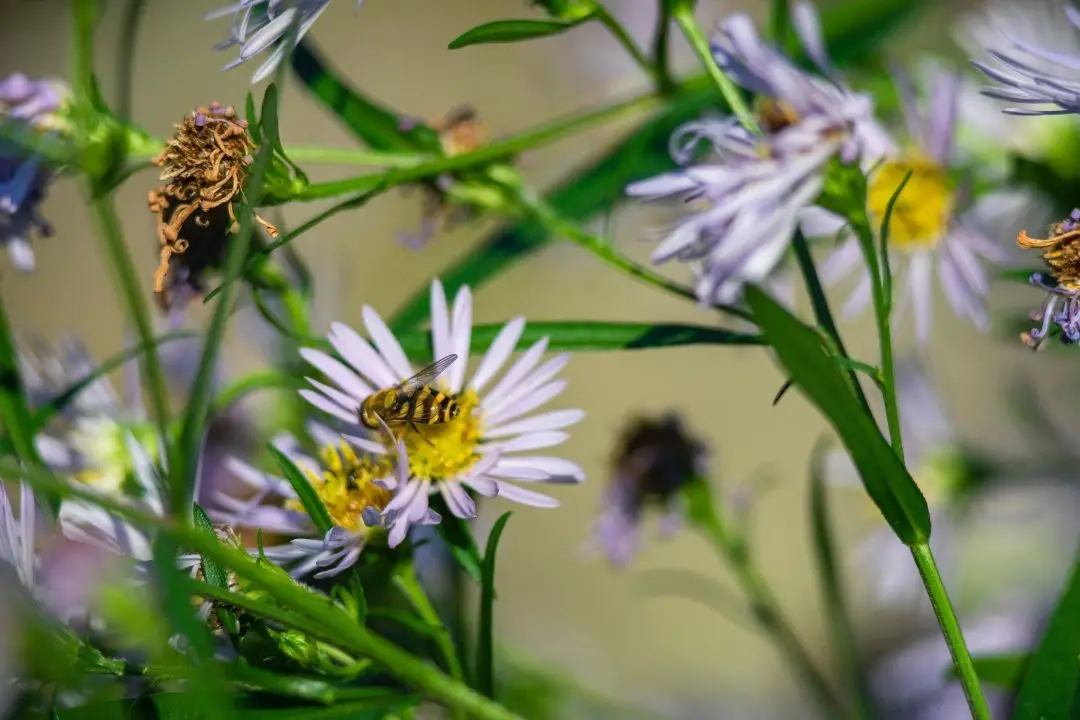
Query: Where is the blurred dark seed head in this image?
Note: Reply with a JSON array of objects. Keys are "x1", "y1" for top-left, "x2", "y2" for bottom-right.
[{"x1": 613, "y1": 411, "x2": 706, "y2": 511}]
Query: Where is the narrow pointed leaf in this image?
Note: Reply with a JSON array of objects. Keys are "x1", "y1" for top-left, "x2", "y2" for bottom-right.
[
  {"x1": 270, "y1": 445, "x2": 333, "y2": 534},
  {"x1": 193, "y1": 502, "x2": 239, "y2": 640},
  {"x1": 449, "y1": 17, "x2": 592, "y2": 49},
  {"x1": 1012, "y1": 541, "x2": 1080, "y2": 719},
  {"x1": 477, "y1": 512, "x2": 513, "y2": 697},
  {"x1": 745, "y1": 286, "x2": 930, "y2": 544}
]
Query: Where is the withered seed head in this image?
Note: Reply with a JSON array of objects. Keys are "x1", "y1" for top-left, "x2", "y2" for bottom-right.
[
  {"x1": 613, "y1": 413, "x2": 705, "y2": 508},
  {"x1": 148, "y1": 101, "x2": 277, "y2": 310},
  {"x1": 1017, "y1": 219, "x2": 1080, "y2": 292}
]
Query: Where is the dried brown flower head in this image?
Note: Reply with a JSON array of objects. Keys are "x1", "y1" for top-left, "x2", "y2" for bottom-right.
[
  {"x1": 148, "y1": 101, "x2": 278, "y2": 309},
  {"x1": 756, "y1": 98, "x2": 801, "y2": 134},
  {"x1": 1018, "y1": 217, "x2": 1080, "y2": 292},
  {"x1": 614, "y1": 413, "x2": 705, "y2": 508}
]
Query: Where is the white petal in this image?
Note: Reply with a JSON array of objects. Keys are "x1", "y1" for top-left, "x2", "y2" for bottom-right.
[
  {"x1": 362, "y1": 306, "x2": 413, "y2": 380},
  {"x1": 439, "y1": 482, "x2": 477, "y2": 519},
  {"x1": 484, "y1": 353, "x2": 569, "y2": 420},
  {"x1": 485, "y1": 409, "x2": 585, "y2": 438},
  {"x1": 342, "y1": 433, "x2": 389, "y2": 455},
  {"x1": 469, "y1": 317, "x2": 525, "y2": 393},
  {"x1": 841, "y1": 271, "x2": 874, "y2": 319},
  {"x1": 909, "y1": 251, "x2": 934, "y2": 345},
  {"x1": 494, "y1": 456, "x2": 585, "y2": 482},
  {"x1": 305, "y1": 377, "x2": 360, "y2": 412},
  {"x1": 299, "y1": 389, "x2": 357, "y2": 425},
  {"x1": 485, "y1": 380, "x2": 568, "y2": 428},
  {"x1": 447, "y1": 286, "x2": 473, "y2": 393},
  {"x1": 482, "y1": 337, "x2": 549, "y2": 411},
  {"x1": 480, "y1": 431, "x2": 570, "y2": 454},
  {"x1": 329, "y1": 322, "x2": 397, "y2": 388},
  {"x1": 819, "y1": 235, "x2": 863, "y2": 284},
  {"x1": 494, "y1": 481, "x2": 560, "y2": 508},
  {"x1": 429, "y1": 279, "x2": 453, "y2": 367},
  {"x1": 298, "y1": 349, "x2": 374, "y2": 403},
  {"x1": 462, "y1": 475, "x2": 498, "y2": 496}
]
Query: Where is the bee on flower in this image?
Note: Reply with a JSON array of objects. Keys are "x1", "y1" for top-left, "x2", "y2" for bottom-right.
[
  {"x1": 296, "y1": 278, "x2": 585, "y2": 549},
  {"x1": 148, "y1": 101, "x2": 279, "y2": 311}
]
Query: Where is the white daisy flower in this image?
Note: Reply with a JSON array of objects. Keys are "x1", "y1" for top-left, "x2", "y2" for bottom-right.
[
  {"x1": 210, "y1": 421, "x2": 409, "y2": 579},
  {"x1": 298, "y1": 278, "x2": 586, "y2": 547},
  {"x1": 814, "y1": 68, "x2": 1014, "y2": 344}
]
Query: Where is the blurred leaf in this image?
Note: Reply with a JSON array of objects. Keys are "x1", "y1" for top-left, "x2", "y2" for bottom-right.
[
  {"x1": 999, "y1": 267, "x2": 1041, "y2": 283},
  {"x1": 449, "y1": 17, "x2": 592, "y2": 49},
  {"x1": 809, "y1": 440, "x2": 875, "y2": 718},
  {"x1": 246, "y1": 91, "x2": 262, "y2": 144},
  {"x1": 1013, "y1": 541, "x2": 1080, "y2": 719},
  {"x1": 429, "y1": 495, "x2": 484, "y2": 585},
  {"x1": 193, "y1": 502, "x2": 240, "y2": 640},
  {"x1": 54, "y1": 693, "x2": 417, "y2": 719},
  {"x1": 31, "y1": 330, "x2": 199, "y2": 430},
  {"x1": 879, "y1": 169, "x2": 912, "y2": 313},
  {"x1": 395, "y1": 321, "x2": 761, "y2": 361},
  {"x1": 259, "y1": 83, "x2": 282, "y2": 159},
  {"x1": 388, "y1": 0, "x2": 928, "y2": 332},
  {"x1": 745, "y1": 286, "x2": 930, "y2": 544},
  {"x1": 269, "y1": 446, "x2": 333, "y2": 535},
  {"x1": 477, "y1": 512, "x2": 513, "y2": 698},
  {"x1": 290, "y1": 40, "x2": 442, "y2": 153},
  {"x1": 945, "y1": 652, "x2": 1028, "y2": 692}
]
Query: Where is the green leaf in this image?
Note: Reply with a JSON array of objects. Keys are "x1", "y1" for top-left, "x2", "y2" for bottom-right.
[
  {"x1": 448, "y1": 17, "x2": 591, "y2": 49},
  {"x1": 387, "y1": 0, "x2": 928, "y2": 332},
  {"x1": 259, "y1": 83, "x2": 281, "y2": 153},
  {"x1": 290, "y1": 40, "x2": 443, "y2": 153},
  {"x1": 54, "y1": 694, "x2": 417, "y2": 720},
  {"x1": 269, "y1": 446, "x2": 333, "y2": 535},
  {"x1": 193, "y1": 502, "x2": 240, "y2": 640},
  {"x1": 429, "y1": 495, "x2": 485, "y2": 584},
  {"x1": 878, "y1": 169, "x2": 912, "y2": 314},
  {"x1": 809, "y1": 440, "x2": 876, "y2": 718},
  {"x1": 946, "y1": 653, "x2": 1028, "y2": 692},
  {"x1": 246, "y1": 91, "x2": 261, "y2": 144},
  {"x1": 31, "y1": 330, "x2": 199, "y2": 431},
  {"x1": 744, "y1": 286, "x2": 930, "y2": 544},
  {"x1": 1012, "y1": 541, "x2": 1080, "y2": 719},
  {"x1": 1000, "y1": 267, "x2": 1042, "y2": 283},
  {"x1": 477, "y1": 512, "x2": 513, "y2": 698}
]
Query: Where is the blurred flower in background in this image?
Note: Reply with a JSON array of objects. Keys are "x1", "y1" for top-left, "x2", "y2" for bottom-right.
[
  {"x1": 0, "y1": 72, "x2": 69, "y2": 271},
  {"x1": 207, "y1": 1, "x2": 360, "y2": 83},
  {"x1": 816, "y1": 68, "x2": 1013, "y2": 344},
  {"x1": 625, "y1": 1, "x2": 891, "y2": 306},
  {"x1": 587, "y1": 412, "x2": 706, "y2": 568}
]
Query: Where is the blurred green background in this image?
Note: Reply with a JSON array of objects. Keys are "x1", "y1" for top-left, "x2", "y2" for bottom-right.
[{"x1": 2, "y1": 0, "x2": 1076, "y2": 716}]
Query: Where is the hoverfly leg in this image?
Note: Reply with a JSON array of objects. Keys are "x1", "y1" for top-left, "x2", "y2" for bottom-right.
[{"x1": 409, "y1": 421, "x2": 437, "y2": 447}]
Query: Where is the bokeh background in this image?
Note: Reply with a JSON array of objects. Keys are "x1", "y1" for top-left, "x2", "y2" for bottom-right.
[{"x1": 3, "y1": 0, "x2": 1080, "y2": 717}]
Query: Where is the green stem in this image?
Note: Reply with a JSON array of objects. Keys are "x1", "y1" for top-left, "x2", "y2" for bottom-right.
[
  {"x1": 910, "y1": 544, "x2": 992, "y2": 720},
  {"x1": 593, "y1": 3, "x2": 660, "y2": 83},
  {"x1": 88, "y1": 196, "x2": 172, "y2": 447},
  {"x1": 211, "y1": 370, "x2": 302, "y2": 415},
  {"x1": 651, "y1": 1, "x2": 675, "y2": 92},
  {"x1": 672, "y1": 7, "x2": 760, "y2": 135},
  {"x1": 700, "y1": 505, "x2": 848, "y2": 718},
  {"x1": 395, "y1": 563, "x2": 467, "y2": 692},
  {"x1": 115, "y1": 0, "x2": 148, "y2": 123}
]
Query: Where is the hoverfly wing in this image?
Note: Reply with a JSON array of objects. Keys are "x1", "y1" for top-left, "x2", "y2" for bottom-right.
[{"x1": 393, "y1": 354, "x2": 458, "y2": 395}]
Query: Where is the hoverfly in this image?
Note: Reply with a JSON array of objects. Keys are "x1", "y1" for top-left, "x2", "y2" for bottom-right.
[{"x1": 358, "y1": 354, "x2": 462, "y2": 439}]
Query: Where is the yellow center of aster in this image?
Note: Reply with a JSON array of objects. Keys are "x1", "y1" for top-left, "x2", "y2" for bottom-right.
[
  {"x1": 867, "y1": 154, "x2": 954, "y2": 250},
  {"x1": 69, "y1": 418, "x2": 158, "y2": 497},
  {"x1": 402, "y1": 388, "x2": 483, "y2": 481},
  {"x1": 287, "y1": 443, "x2": 393, "y2": 533}
]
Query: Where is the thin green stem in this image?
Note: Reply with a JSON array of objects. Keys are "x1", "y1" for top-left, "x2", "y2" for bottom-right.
[
  {"x1": 651, "y1": 1, "x2": 675, "y2": 92},
  {"x1": 593, "y1": 3, "x2": 660, "y2": 83},
  {"x1": 88, "y1": 196, "x2": 172, "y2": 447},
  {"x1": 211, "y1": 371, "x2": 302, "y2": 415},
  {"x1": 700, "y1": 504, "x2": 848, "y2": 719},
  {"x1": 395, "y1": 563, "x2": 467, "y2": 693},
  {"x1": 910, "y1": 544, "x2": 992, "y2": 720},
  {"x1": 116, "y1": 0, "x2": 148, "y2": 123},
  {"x1": 672, "y1": 7, "x2": 760, "y2": 135}
]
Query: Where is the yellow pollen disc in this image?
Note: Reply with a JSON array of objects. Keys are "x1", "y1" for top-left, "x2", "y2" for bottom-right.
[
  {"x1": 70, "y1": 419, "x2": 158, "y2": 496},
  {"x1": 867, "y1": 154, "x2": 954, "y2": 250},
  {"x1": 287, "y1": 442, "x2": 393, "y2": 533},
  {"x1": 402, "y1": 389, "x2": 483, "y2": 481}
]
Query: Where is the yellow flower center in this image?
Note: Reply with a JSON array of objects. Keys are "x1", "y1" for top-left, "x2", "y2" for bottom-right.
[
  {"x1": 287, "y1": 443, "x2": 393, "y2": 533},
  {"x1": 402, "y1": 388, "x2": 483, "y2": 481},
  {"x1": 69, "y1": 418, "x2": 158, "y2": 497},
  {"x1": 867, "y1": 154, "x2": 954, "y2": 250}
]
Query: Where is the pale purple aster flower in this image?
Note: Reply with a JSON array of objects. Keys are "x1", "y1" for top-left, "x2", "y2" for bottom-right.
[
  {"x1": 210, "y1": 423, "x2": 409, "y2": 579},
  {"x1": 207, "y1": 1, "x2": 361, "y2": 84},
  {"x1": 970, "y1": 2, "x2": 1080, "y2": 116},
  {"x1": 0, "y1": 480, "x2": 37, "y2": 588},
  {"x1": 814, "y1": 69, "x2": 1012, "y2": 345},
  {"x1": 299, "y1": 278, "x2": 585, "y2": 548},
  {"x1": 586, "y1": 413, "x2": 706, "y2": 568},
  {"x1": 625, "y1": 1, "x2": 891, "y2": 306},
  {"x1": 0, "y1": 73, "x2": 69, "y2": 272}
]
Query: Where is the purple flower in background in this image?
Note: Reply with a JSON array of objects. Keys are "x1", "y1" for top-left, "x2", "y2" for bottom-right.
[
  {"x1": 971, "y1": 2, "x2": 1080, "y2": 116},
  {"x1": 625, "y1": 1, "x2": 891, "y2": 306},
  {"x1": 207, "y1": 1, "x2": 361, "y2": 84},
  {"x1": 813, "y1": 68, "x2": 1012, "y2": 344},
  {"x1": 588, "y1": 413, "x2": 706, "y2": 568},
  {"x1": 0, "y1": 73, "x2": 68, "y2": 272}
]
